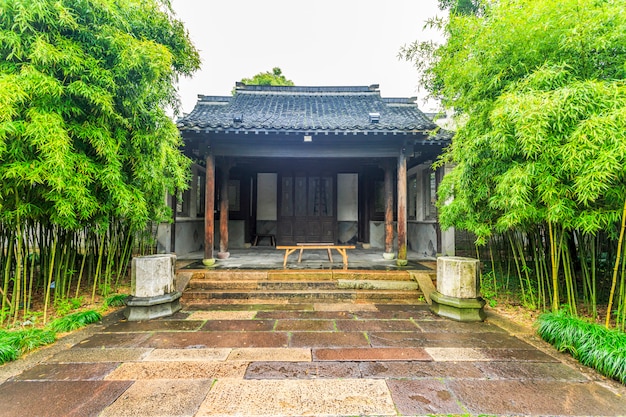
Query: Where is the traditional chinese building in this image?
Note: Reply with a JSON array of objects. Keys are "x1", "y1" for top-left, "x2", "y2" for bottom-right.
[{"x1": 166, "y1": 83, "x2": 452, "y2": 260}]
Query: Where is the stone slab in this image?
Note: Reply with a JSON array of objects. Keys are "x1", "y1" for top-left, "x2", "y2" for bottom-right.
[
  {"x1": 425, "y1": 347, "x2": 489, "y2": 361},
  {"x1": 75, "y1": 333, "x2": 152, "y2": 349},
  {"x1": 185, "y1": 303, "x2": 313, "y2": 311},
  {"x1": 228, "y1": 348, "x2": 311, "y2": 362},
  {"x1": 313, "y1": 302, "x2": 378, "y2": 312},
  {"x1": 360, "y1": 361, "x2": 485, "y2": 379},
  {"x1": 105, "y1": 361, "x2": 247, "y2": 380},
  {"x1": 195, "y1": 379, "x2": 396, "y2": 416},
  {"x1": 476, "y1": 361, "x2": 589, "y2": 381},
  {"x1": 100, "y1": 379, "x2": 213, "y2": 417},
  {"x1": 142, "y1": 331, "x2": 289, "y2": 348},
  {"x1": 479, "y1": 348, "x2": 560, "y2": 362},
  {"x1": 200, "y1": 319, "x2": 276, "y2": 332},
  {"x1": 450, "y1": 380, "x2": 626, "y2": 416},
  {"x1": 368, "y1": 331, "x2": 534, "y2": 348},
  {"x1": 256, "y1": 310, "x2": 354, "y2": 320},
  {"x1": 0, "y1": 380, "x2": 132, "y2": 417},
  {"x1": 335, "y1": 319, "x2": 420, "y2": 332},
  {"x1": 12, "y1": 363, "x2": 119, "y2": 381},
  {"x1": 103, "y1": 320, "x2": 204, "y2": 333},
  {"x1": 186, "y1": 311, "x2": 256, "y2": 320},
  {"x1": 245, "y1": 361, "x2": 361, "y2": 379},
  {"x1": 49, "y1": 348, "x2": 152, "y2": 363},
  {"x1": 387, "y1": 379, "x2": 465, "y2": 415},
  {"x1": 144, "y1": 348, "x2": 231, "y2": 362},
  {"x1": 417, "y1": 319, "x2": 507, "y2": 333},
  {"x1": 354, "y1": 308, "x2": 442, "y2": 320},
  {"x1": 314, "y1": 347, "x2": 432, "y2": 361},
  {"x1": 289, "y1": 331, "x2": 369, "y2": 348},
  {"x1": 274, "y1": 319, "x2": 335, "y2": 331}
]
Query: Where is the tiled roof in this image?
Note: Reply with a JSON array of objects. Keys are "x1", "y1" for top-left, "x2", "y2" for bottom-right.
[{"x1": 177, "y1": 84, "x2": 438, "y2": 133}]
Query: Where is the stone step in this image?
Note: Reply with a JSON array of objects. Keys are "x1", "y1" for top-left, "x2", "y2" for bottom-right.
[
  {"x1": 179, "y1": 269, "x2": 416, "y2": 282},
  {"x1": 179, "y1": 269, "x2": 435, "y2": 305},
  {"x1": 182, "y1": 288, "x2": 425, "y2": 304}
]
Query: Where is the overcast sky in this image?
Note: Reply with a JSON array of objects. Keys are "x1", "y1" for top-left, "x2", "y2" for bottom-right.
[{"x1": 170, "y1": 0, "x2": 446, "y2": 114}]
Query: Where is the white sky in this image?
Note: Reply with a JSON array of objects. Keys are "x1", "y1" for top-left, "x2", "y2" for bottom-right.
[{"x1": 170, "y1": 0, "x2": 446, "y2": 114}]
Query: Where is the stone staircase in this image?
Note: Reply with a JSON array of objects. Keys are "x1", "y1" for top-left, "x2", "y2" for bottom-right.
[{"x1": 179, "y1": 268, "x2": 436, "y2": 305}]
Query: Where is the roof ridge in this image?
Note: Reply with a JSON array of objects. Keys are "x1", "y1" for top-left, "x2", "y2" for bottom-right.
[{"x1": 234, "y1": 83, "x2": 380, "y2": 94}]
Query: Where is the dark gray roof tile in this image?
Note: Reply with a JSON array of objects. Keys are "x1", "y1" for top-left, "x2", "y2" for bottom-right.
[{"x1": 178, "y1": 84, "x2": 438, "y2": 133}]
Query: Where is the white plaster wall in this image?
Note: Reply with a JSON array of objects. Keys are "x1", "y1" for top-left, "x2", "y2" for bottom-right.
[
  {"x1": 257, "y1": 173, "x2": 277, "y2": 221},
  {"x1": 337, "y1": 173, "x2": 358, "y2": 221}
]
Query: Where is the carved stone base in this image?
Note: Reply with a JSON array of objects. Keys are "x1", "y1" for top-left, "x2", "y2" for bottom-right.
[
  {"x1": 124, "y1": 292, "x2": 182, "y2": 321},
  {"x1": 430, "y1": 290, "x2": 486, "y2": 322}
]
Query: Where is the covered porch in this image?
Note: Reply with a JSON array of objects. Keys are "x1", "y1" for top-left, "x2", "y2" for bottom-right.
[{"x1": 169, "y1": 84, "x2": 452, "y2": 263}]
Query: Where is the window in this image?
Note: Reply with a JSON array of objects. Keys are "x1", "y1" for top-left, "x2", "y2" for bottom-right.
[
  {"x1": 408, "y1": 175, "x2": 417, "y2": 220},
  {"x1": 424, "y1": 171, "x2": 437, "y2": 220}
]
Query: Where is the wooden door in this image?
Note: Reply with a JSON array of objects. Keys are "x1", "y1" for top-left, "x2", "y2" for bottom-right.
[{"x1": 278, "y1": 173, "x2": 336, "y2": 245}]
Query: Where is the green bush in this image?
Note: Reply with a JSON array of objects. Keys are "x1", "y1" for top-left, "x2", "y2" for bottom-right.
[
  {"x1": 0, "y1": 329, "x2": 56, "y2": 365},
  {"x1": 537, "y1": 312, "x2": 626, "y2": 384},
  {"x1": 47, "y1": 310, "x2": 102, "y2": 333},
  {"x1": 103, "y1": 294, "x2": 129, "y2": 309}
]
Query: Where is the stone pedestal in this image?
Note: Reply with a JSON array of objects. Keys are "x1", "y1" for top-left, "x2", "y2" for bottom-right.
[
  {"x1": 430, "y1": 256, "x2": 485, "y2": 322},
  {"x1": 125, "y1": 254, "x2": 181, "y2": 321}
]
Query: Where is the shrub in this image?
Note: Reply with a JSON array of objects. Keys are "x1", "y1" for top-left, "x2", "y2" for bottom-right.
[
  {"x1": 537, "y1": 312, "x2": 626, "y2": 384},
  {"x1": 47, "y1": 310, "x2": 102, "y2": 333},
  {"x1": 0, "y1": 329, "x2": 56, "y2": 365}
]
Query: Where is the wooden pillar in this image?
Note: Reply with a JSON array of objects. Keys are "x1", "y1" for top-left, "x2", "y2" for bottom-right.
[
  {"x1": 219, "y1": 159, "x2": 231, "y2": 256},
  {"x1": 204, "y1": 154, "x2": 215, "y2": 260},
  {"x1": 384, "y1": 161, "x2": 394, "y2": 254},
  {"x1": 397, "y1": 150, "x2": 407, "y2": 260}
]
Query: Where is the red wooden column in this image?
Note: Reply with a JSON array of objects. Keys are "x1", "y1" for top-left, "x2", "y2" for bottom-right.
[
  {"x1": 397, "y1": 149, "x2": 408, "y2": 260},
  {"x1": 383, "y1": 162, "x2": 394, "y2": 254},
  {"x1": 204, "y1": 154, "x2": 215, "y2": 260},
  {"x1": 219, "y1": 159, "x2": 232, "y2": 257}
]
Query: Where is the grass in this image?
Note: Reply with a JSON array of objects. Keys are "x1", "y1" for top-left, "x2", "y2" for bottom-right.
[
  {"x1": 47, "y1": 310, "x2": 102, "y2": 333},
  {"x1": 0, "y1": 328, "x2": 56, "y2": 365},
  {"x1": 537, "y1": 311, "x2": 626, "y2": 384},
  {"x1": 0, "y1": 309, "x2": 103, "y2": 365}
]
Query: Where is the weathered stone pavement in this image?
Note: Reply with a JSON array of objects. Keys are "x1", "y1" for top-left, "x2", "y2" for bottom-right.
[{"x1": 1, "y1": 302, "x2": 625, "y2": 416}]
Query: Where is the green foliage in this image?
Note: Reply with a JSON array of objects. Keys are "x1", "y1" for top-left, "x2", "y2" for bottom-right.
[
  {"x1": 0, "y1": 0, "x2": 200, "y2": 230},
  {"x1": 47, "y1": 309, "x2": 102, "y2": 333},
  {"x1": 235, "y1": 67, "x2": 294, "y2": 92},
  {"x1": 103, "y1": 293, "x2": 129, "y2": 308},
  {"x1": 54, "y1": 296, "x2": 83, "y2": 316},
  {"x1": 0, "y1": 328, "x2": 56, "y2": 364},
  {"x1": 403, "y1": 0, "x2": 626, "y2": 318},
  {"x1": 0, "y1": 0, "x2": 199, "y2": 325},
  {"x1": 537, "y1": 312, "x2": 626, "y2": 383}
]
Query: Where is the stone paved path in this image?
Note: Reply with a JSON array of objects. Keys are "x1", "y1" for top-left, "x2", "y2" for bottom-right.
[{"x1": 1, "y1": 303, "x2": 625, "y2": 416}]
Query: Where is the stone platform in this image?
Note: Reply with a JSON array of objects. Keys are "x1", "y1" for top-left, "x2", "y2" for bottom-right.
[{"x1": 1, "y1": 302, "x2": 625, "y2": 416}]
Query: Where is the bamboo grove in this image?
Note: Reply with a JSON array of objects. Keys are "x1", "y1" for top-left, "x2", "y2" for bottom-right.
[
  {"x1": 0, "y1": 0, "x2": 200, "y2": 326},
  {"x1": 402, "y1": 0, "x2": 626, "y2": 328}
]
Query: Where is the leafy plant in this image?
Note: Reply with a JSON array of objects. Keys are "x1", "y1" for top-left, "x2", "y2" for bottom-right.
[
  {"x1": 103, "y1": 293, "x2": 129, "y2": 309},
  {"x1": 537, "y1": 312, "x2": 626, "y2": 384},
  {"x1": 0, "y1": 329, "x2": 56, "y2": 364},
  {"x1": 47, "y1": 310, "x2": 102, "y2": 333}
]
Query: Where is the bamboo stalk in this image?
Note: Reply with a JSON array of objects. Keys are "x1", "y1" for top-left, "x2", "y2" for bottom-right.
[{"x1": 606, "y1": 197, "x2": 626, "y2": 328}]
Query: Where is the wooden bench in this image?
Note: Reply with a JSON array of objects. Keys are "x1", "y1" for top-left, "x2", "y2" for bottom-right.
[{"x1": 276, "y1": 243, "x2": 356, "y2": 267}]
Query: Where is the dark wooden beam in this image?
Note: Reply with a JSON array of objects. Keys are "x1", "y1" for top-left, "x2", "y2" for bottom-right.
[
  {"x1": 397, "y1": 150, "x2": 408, "y2": 260},
  {"x1": 384, "y1": 162, "x2": 394, "y2": 254},
  {"x1": 204, "y1": 154, "x2": 215, "y2": 260}
]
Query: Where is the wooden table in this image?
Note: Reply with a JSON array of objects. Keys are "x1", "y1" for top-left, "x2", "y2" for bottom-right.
[{"x1": 276, "y1": 243, "x2": 356, "y2": 267}]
